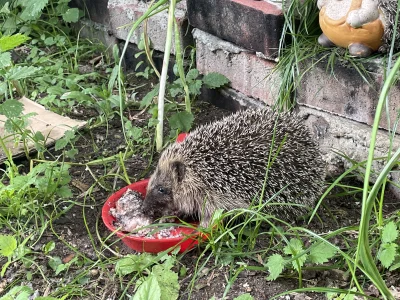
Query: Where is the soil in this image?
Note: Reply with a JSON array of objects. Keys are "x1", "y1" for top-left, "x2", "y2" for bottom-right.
[{"x1": 1, "y1": 89, "x2": 400, "y2": 299}]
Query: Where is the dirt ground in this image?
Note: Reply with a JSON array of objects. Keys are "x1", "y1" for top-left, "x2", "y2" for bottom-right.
[{"x1": 2, "y1": 99, "x2": 400, "y2": 300}]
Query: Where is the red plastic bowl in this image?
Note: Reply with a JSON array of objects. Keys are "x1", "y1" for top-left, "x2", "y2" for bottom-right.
[
  {"x1": 102, "y1": 179, "x2": 205, "y2": 253},
  {"x1": 101, "y1": 132, "x2": 206, "y2": 253}
]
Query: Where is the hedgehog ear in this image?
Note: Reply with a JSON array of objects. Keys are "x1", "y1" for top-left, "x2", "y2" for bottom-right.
[{"x1": 171, "y1": 161, "x2": 185, "y2": 183}]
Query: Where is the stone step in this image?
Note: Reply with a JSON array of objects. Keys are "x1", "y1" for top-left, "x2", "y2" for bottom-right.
[{"x1": 108, "y1": 0, "x2": 193, "y2": 55}]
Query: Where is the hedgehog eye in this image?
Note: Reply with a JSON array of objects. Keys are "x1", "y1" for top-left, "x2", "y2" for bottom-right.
[{"x1": 158, "y1": 186, "x2": 167, "y2": 194}]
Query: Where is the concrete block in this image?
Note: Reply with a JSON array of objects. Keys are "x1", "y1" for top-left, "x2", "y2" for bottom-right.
[
  {"x1": 298, "y1": 58, "x2": 400, "y2": 133},
  {"x1": 108, "y1": 0, "x2": 193, "y2": 55},
  {"x1": 187, "y1": 0, "x2": 284, "y2": 59},
  {"x1": 194, "y1": 29, "x2": 281, "y2": 106}
]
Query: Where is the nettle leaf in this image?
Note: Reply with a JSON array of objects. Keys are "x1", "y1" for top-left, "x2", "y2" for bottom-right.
[
  {"x1": 283, "y1": 238, "x2": 303, "y2": 255},
  {"x1": 0, "y1": 34, "x2": 30, "y2": 52},
  {"x1": 62, "y1": 8, "x2": 80, "y2": 23},
  {"x1": 266, "y1": 254, "x2": 285, "y2": 281},
  {"x1": 6, "y1": 66, "x2": 41, "y2": 80},
  {"x1": 382, "y1": 221, "x2": 398, "y2": 244},
  {"x1": 309, "y1": 242, "x2": 337, "y2": 264},
  {"x1": 188, "y1": 80, "x2": 202, "y2": 96},
  {"x1": 0, "y1": 99, "x2": 24, "y2": 118},
  {"x1": 203, "y1": 72, "x2": 230, "y2": 89},
  {"x1": 379, "y1": 243, "x2": 398, "y2": 268},
  {"x1": 133, "y1": 275, "x2": 161, "y2": 300},
  {"x1": 0, "y1": 52, "x2": 12, "y2": 68},
  {"x1": 0, "y1": 235, "x2": 17, "y2": 257},
  {"x1": 185, "y1": 69, "x2": 199, "y2": 81},
  {"x1": 284, "y1": 238, "x2": 307, "y2": 271},
  {"x1": 20, "y1": 0, "x2": 49, "y2": 21},
  {"x1": 169, "y1": 82, "x2": 183, "y2": 97},
  {"x1": 152, "y1": 265, "x2": 179, "y2": 300},
  {"x1": 169, "y1": 111, "x2": 194, "y2": 133}
]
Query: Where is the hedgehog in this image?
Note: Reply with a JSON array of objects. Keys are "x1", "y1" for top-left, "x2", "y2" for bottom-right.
[
  {"x1": 141, "y1": 108, "x2": 326, "y2": 227},
  {"x1": 378, "y1": 0, "x2": 400, "y2": 53}
]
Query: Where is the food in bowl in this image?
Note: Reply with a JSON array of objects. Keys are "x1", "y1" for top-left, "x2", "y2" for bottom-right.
[{"x1": 109, "y1": 188, "x2": 182, "y2": 239}]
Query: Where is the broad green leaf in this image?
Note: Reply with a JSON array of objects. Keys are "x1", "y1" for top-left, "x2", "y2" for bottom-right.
[
  {"x1": 20, "y1": 0, "x2": 49, "y2": 21},
  {"x1": 169, "y1": 111, "x2": 194, "y2": 133},
  {"x1": 0, "y1": 285, "x2": 33, "y2": 300},
  {"x1": 62, "y1": 8, "x2": 80, "y2": 23},
  {"x1": 0, "y1": 82, "x2": 7, "y2": 95},
  {"x1": 44, "y1": 241, "x2": 55, "y2": 254},
  {"x1": 185, "y1": 69, "x2": 199, "y2": 81},
  {"x1": 115, "y1": 254, "x2": 154, "y2": 276},
  {"x1": 55, "y1": 138, "x2": 68, "y2": 151},
  {"x1": 0, "y1": 99, "x2": 24, "y2": 118},
  {"x1": 378, "y1": 243, "x2": 398, "y2": 268},
  {"x1": 34, "y1": 131, "x2": 45, "y2": 142},
  {"x1": 0, "y1": 235, "x2": 17, "y2": 257},
  {"x1": 234, "y1": 294, "x2": 254, "y2": 300},
  {"x1": 266, "y1": 254, "x2": 285, "y2": 281},
  {"x1": 48, "y1": 256, "x2": 63, "y2": 272},
  {"x1": 203, "y1": 72, "x2": 230, "y2": 89},
  {"x1": 140, "y1": 85, "x2": 159, "y2": 109},
  {"x1": 132, "y1": 275, "x2": 161, "y2": 300},
  {"x1": 56, "y1": 186, "x2": 73, "y2": 198},
  {"x1": 0, "y1": 52, "x2": 11, "y2": 68},
  {"x1": 60, "y1": 91, "x2": 93, "y2": 103},
  {"x1": 6, "y1": 66, "x2": 41, "y2": 80},
  {"x1": 47, "y1": 86, "x2": 66, "y2": 95},
  {"x1": 152, "y1": 265, "x2": 179, "y2": 300},
  {"x1": 309, "y1": 242, "x2": 336, "y2": 264},
  {"x1": 55, "y1": 263, "x2": 67, "y2": 275},
  {"x1": 0, "y1": 2, "x2": 10, "y2": 14},
  {"x1": 188, "y1": 79, "x2": 202, "y2": 96},
  {"x1": 382, "y1": 221, "x2": 398, "y2": 244},
  {"x1": 0, "y1": 34, "x2": 30, "y2": 52},
  {"x1": 107, "y1": 65, "x2": 119, "y2": 93}
]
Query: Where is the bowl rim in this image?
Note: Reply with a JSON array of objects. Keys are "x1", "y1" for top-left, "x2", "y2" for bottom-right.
[{"x1": 102, "y1": 179, "x2": 202, "y2": 244}]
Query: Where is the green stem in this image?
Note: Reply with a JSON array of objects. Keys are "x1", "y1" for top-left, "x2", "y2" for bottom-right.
[
  {"x1": 355, "y1": 57, "x2": 400, "y2": 300},
  {"x1": 156, "y1": 0, "x2": 177, "y2": 151},
  {"x1": 117, "y1": 0, "x2": 168, "y2": 143}
]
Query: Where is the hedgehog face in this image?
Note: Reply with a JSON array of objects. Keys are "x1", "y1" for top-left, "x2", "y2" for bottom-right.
[{"x1": 142, "y1": 160, "x2": 186, "y2": 221}]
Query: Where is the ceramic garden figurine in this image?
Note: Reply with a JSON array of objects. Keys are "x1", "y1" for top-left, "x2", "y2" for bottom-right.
[{"x1": 318, "y1": 0, "x2": 399, "y2": 57}]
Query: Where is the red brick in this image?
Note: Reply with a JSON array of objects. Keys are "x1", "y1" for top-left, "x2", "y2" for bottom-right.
[{"x1": 187, "y1": 0, "x2": 284, "y2": 59}]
